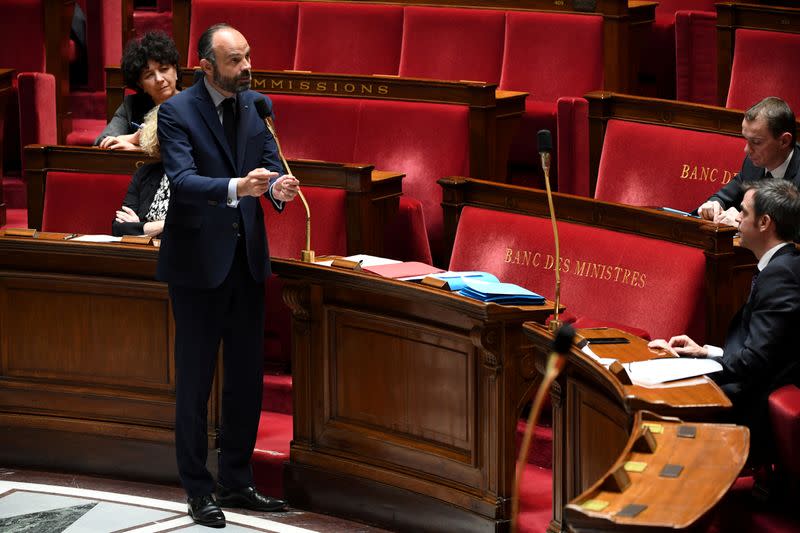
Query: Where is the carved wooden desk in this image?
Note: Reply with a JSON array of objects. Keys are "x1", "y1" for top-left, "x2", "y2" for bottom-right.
[{"x1": 273, "y1": 258, "x2": 554, "y2": 532}]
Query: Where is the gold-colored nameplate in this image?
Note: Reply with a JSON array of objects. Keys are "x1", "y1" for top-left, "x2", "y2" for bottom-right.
[
  {"x1": 252, "y1": 76, "x2": 390, "y2": 97},
  {"x1": 642, "y1": 422, "x2": 664, "y2": 434},
  {"x1": 581, "y1": 499, "x2": 609, "y2": 511},
  {"x1": 624, "y1": 461, "x2": 648, "y2": 473},
  {"x1": 4, "y1": 228, "x2": 37, "y2": 237},
  {"x1": 121, "y1": 235, "x2": 153, "y2": 245},
  {"x1": 331, "y1": 258, "x2": 363, "y2": 271},
  {"x1": 421, "y1": 276, "x2": 449, "y2": 289},
  {"x1": 36, "y1": 232, "x2": 75, "y2": 241}
]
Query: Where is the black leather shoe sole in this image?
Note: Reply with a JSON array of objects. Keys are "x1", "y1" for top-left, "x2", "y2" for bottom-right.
[{"x1": 216, "y1": 493, "x2": 286, "y2": 512}]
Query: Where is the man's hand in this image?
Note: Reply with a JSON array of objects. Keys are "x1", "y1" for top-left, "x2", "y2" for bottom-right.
[
  {"x1": 667, "y1": 335, "x2": 708, "y2": 358},
  {"x1": 100, "y1": 131, "x2": 140, "y2": 151},
  {"x1": 647, "y1": 338, "x2": 678, "y2": 357},
  {"x1": 713, "y1": 207, "x2": 739, "y2": 227},
  {"x1": 273, "y1": 175, "x2": 300, "y2": 202},
  {"x1": 698, "y1": 200, "x2": 723, "y2": 221},
  {"x1": 115, "y1": 205, "x2": 140, "y2": 223},
  {"x1": 237, "y1": 168, "x2": 278, "y2": 198}
]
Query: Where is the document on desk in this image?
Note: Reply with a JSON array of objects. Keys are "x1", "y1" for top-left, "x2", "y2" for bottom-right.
[
  {"x1": 69, "y1": 235, "x2": 123, "y2": 243},
  {"x1": 623, "y1": 358, "x2": 723, "y2": 386}
]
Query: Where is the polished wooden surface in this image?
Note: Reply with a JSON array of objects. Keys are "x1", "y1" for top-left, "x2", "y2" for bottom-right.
[
  {"x1": 274, "y1": 258, "x2": 554, "y2": 532},
  {"x1": 564, "y1": 411, "x2": 748, "y2": 531},
  {"x1": 0, "y1": 68, "x2": 15, "y2": 227},
  {"x1": 0, "y1": 233, "x2": 196, "y2": 481},
  {"x1": 22, "y1": 144, "x2": 403, "y2": 256},
  {"x1": 105, "y1": 68, "x2": 526, "y2": 181},
  {"x1": 716, "y1": 2, "x2": 800, "y2": 107},
  {"x1": 523, "y1": 323, "x2": 732, "y2": 532},
  {"x1": 439, "y1": 176, "x2": 754, "y2": 345}
]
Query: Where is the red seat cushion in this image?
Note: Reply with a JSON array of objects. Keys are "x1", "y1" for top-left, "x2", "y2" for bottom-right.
[
  {"x1": 65, "y1": 118, "x2": 106, "y2": 146},
  {"x1": 449, "y1": 207, "x2": 707, "y2": 341},
  {"x1": 509, "y1": 99, "x2": 556, "y2": 168},
  {"x1": 41, "y1": 171, "x2": 130, "y2": 234},
  {"x1": 385, "y1": 196, "x2": 432, "y2": 264},
  {"x1": 398, "y1": 6, "x2": 505, "y2": 84},
  {"x1": 727, "y1": 29, "x2": 800, "y2": 113},
  {"x1": 595, "y1": 120, "x2": 745, "y2": 211},
  {"x1": 769, "y1": 384, "x2": 800, "y2": 479},
  {"x1": 187, "y1": 0, "x2": 299, "y2": 70},
  {"x1": 294, "y1": 2, "x2": 403, "y2": 75}
]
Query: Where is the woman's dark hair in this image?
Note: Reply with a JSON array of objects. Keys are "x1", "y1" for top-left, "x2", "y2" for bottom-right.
[{"x1": 121, "y1": 31, "x2": 181, "y2": 91}]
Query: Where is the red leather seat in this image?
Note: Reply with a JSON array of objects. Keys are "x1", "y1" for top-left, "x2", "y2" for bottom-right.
[{"x1": 769, "y1": 384, "x2": 800, "y2": 482}]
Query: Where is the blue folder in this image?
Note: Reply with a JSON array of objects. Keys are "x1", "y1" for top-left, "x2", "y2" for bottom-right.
[
  {"x1": 458, "y1": 279, "x2": 546, "y2": 305},
  {"x1": 426, "y1": 271, "x2": 499, "y2": 291}
]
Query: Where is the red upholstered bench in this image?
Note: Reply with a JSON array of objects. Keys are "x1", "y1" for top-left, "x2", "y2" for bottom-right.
[
  {"x1": 594, "y1": 119, "x2": 745, "y2": 212},
  {"x1": 449, "y1": 206, "x2": 708, "y2": 341},
  {"x1": 726, "y1": 29, "x2": 800, "y2": 113},
  {"x1": 675, "y1": 8, "x2": 718, "y2": 105},
  {"x1": 41, "y1": 171, "x2": 130, "y2": 234},
  {"x1": 269, "y1": 93, "x2": 467, "y2": 265},
  {"x1": 769, "y1": 384, "x2": 800, "y2": 487}
]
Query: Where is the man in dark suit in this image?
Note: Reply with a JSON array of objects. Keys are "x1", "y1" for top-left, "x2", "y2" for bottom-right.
[
  {"x1": 652, "y1": 180, "x2": 800, "y2": 457},
  {"x1": 698, "y1": 97, "x2": 799, "y2": 226},
  {"x1": 157, "y1": 23, "x2": 299, "y2": 528}
]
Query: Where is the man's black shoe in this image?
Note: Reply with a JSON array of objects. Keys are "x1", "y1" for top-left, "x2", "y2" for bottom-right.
[
  {"x1": 215, "y1": 484, "x2": 287, "y2": 512},
  {"x1": 187, "y1": 494, "x2": 226, "y2": 528}
]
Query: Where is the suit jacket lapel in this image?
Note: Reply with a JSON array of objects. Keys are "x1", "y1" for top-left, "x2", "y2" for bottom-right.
[{"x1": 193, "y1": 83, "x2": 237, "y2": 173}]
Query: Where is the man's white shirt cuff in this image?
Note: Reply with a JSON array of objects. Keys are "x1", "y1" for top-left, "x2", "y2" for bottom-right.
[
  {"x1": 703, "y1": 345, "x2": 723, "y2": 358},
  {"x1": 227, "y1": 178, "x2": 240, "y2": 207}
]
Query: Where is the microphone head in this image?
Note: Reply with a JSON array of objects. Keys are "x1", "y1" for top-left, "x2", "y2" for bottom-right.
[
  {"x1": 254, "y1": 97, "x2": 270, "y2": 120},
  {"x1": 552, "y1": 323, "x2": 576, "y2": 355},
  {"x1": 537, "y1": 130, "x2": 552, "y2": 153}
]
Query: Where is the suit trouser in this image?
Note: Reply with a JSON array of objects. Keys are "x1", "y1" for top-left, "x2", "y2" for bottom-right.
[{"x1": 169, "y1": 239, "x2": 265, "y2": 498}]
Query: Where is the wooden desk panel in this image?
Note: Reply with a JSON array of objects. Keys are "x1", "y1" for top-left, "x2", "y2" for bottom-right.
[
  {"x1": 0, "y1": 234, "x2": 193, "y2": 482},
  {"x1": 523, "y1": 324, "x2": 732, "y2": 532},
  {"x1": 564, "y1": 412, "x2": 747, "y2": 531},
  {"x1": 274, "y1": 258, "x2": 555, "y2": 532}
]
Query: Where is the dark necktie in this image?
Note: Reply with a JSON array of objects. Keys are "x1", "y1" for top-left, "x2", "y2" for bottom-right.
[
  {"x1": 749, "y1": 270, "x2": 759, "y2": 299},
  {"x1": 221, "y1": 97, "x2": 237, "y2": 158},
  {"x1": 765, "y1": 170, "x2": 774, "y2": 180}
]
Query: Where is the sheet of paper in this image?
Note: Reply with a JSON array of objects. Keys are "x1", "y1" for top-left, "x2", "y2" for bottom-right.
[
  {"x1": 314, "y1": 254, "x2": 401, "y2": 268},
  {"x1": 69, "y1": 235, "x2": 123, "y2": 243},
  {"x1": 623, "y1": 357, "x2": 722, "y2": 386}
]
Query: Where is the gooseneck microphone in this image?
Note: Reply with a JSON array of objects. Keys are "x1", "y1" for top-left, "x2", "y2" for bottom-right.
[
  {"x1": 254, "y1": 98, "x2": 314, "y2": 263},
  {"x1": 537, "y1": 129, "x2": 561, "y2": 331},
  {"x1": 511, "y1": 323, "x2": 576, "y2": 533}
]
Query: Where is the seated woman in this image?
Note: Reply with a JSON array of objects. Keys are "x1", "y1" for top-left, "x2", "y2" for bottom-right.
[
  {"x1": 112, "y1": 106, "x2": 168, "y2": 236},
  {"x1": 96, "y1": 31, "x2": 180, "y2": 150}
]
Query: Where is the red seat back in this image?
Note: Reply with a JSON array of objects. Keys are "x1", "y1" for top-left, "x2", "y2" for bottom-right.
[
  {"x1": 294, "y1": 2, "x2": 403, "y2": 75},
  {"x1": 268, "y1": 94, "x2": 469, "y2": 263},
  {"x1": 727, "y1": 29, "x2": 800, "y2": 113},
  {"x1": 449, "y1": 206, "x2": 707, "y2": 340},
  {"x1": 398, "y1": 7, "x2": 505, "y2": 84},
  {"x1": 595, "y1": 120, "x2": 744, "y2": 212},
  {"x1": 187, "y1": 0, "x2": 299, "y2": 70},
  {"x1": 42, "y1": 171, "x2": 130, "y2": 234},
  {"x1": 769, "y1": 385, "x2": 800, "y2": 479},
  {"x1": 0, "y1": 0, "x2": 45, "y2": 73},
  {"x1": 262, "y1": 185, "x2": 348, "y2": 259},
  {"x1": 499, "y1": 12, "x2": 604, "y2": 101}
]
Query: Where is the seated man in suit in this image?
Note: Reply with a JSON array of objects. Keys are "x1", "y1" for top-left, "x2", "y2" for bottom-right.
[
  {"x1": 698, "y1": 97, "x2": 799, "y2": 226},
  {"x1": 652, "y1": 179, "x2": 800, "y2": 458}
]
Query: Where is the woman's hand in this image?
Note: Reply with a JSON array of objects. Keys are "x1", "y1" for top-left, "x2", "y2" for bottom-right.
[
  {"x1": 100, "y1": 130, "x2": 141, "y2": 151},
  {"x1": 115, "y1": 206, "x2": 140, "y2": 223}
]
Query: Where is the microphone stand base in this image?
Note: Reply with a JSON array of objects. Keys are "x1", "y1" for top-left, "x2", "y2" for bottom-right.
[
  {"x1": 301, "y1": 250, "x2": 316, "y2": 263},
  {"x1": 548, "y1": 319, "x2": 563, "y2": 333}
]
